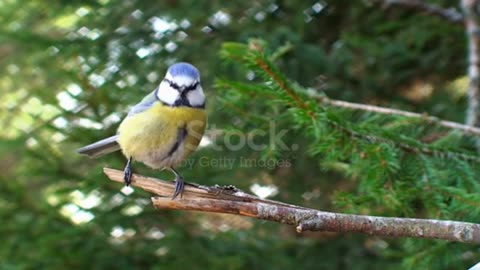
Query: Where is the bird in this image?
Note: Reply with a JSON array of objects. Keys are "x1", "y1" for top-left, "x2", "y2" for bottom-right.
[{"x1": 77, "y1": 62, "x2": 207, "y2": 199}]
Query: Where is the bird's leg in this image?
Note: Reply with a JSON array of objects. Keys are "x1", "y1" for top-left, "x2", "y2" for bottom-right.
[
  {"x1": 123, "y1": 157, "x2": 133, "y2": 186},
  {"x1": 169, "y1": 167, "x2": 184, "y2": 200}
]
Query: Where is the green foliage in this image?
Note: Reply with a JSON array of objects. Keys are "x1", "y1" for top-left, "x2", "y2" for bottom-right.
[
  {"x1": 218, "y1": 39, "x2": 480, "y2": 266},
  {"x1": 1, "y1": 0, "x2": 479, "y2": 269}
]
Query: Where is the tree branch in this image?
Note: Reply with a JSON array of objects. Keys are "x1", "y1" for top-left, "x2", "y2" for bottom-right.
[
  {"x1": 383, "y1": 0, "x2": 464, "y2": 25},
  {"x1": 315, "y1": 95, "x2": 480, "y2": 136},
  {"x1": 104, "y1": 167, "x2": 480, "y2": 244},
  {"x1": 381, "y1": 0, "x2": 480, "y2": 136},
  {"x1": 462, "y1": 0, "x2": 480, "y2": 129}
]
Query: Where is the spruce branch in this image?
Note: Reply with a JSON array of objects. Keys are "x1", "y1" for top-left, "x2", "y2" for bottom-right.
[
  {"x1": 316, "y1": 96, "x2": 480, "y2": 137},
  {"x1": 254, "y1": 58, "x2": 310, "y2": 113},
  {"x1": 103, "y1": 167, "x2": 480, "y2": 244},
  {"x1": 382, "y1": 0, "x2": 464, "y2": 25},
  {"x1": 217, "y1": 78, "x2": 480, "y2": 136},
  {"x1": 230, "y1": 41, "x2": 480, "y2": 163},
  {"x1": 326, "y1": 119, "x2": 480, "y2": 163}
]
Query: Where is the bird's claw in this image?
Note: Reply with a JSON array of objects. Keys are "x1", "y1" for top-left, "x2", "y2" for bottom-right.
[
  {"x1": 172, "y1": 176, "x2": 184, "y2": 200},
  {"x1": 123, "y1": 157, "x2": 132, "y2": 186}
]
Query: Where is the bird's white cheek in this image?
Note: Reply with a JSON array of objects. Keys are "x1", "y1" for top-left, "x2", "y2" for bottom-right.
[
  {"x1": 156, "y1": 83, "x2": 179, "y2": 105},
  {"x1": 187, "y1": 87, "x2": 205, "y2": 107}
]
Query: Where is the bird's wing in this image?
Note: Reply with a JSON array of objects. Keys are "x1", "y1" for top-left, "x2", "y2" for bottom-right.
[
  {"x1": 127, "y1": 87, "x2": 159, "y2": 117},
  {"x1": 77, "y1": 88, "x2": 159, "y2": 158}
]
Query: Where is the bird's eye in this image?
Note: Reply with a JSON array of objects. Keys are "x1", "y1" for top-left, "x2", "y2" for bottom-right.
[
  {"x1": 170, "y1": 82, "x2": 180, "y2": 90},
  {"x1": 185, "y1": 82, "x2": 198, "y2": 92}
]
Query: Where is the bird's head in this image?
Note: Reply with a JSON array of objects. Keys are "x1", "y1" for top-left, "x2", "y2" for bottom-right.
[{"x1": 156, "y1": 62, "x2": 205, "y2": 108}]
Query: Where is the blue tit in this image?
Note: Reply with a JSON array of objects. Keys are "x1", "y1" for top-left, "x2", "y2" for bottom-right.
[{"x1": 77, "y1": 62, "x2": 207, "y2": 199}]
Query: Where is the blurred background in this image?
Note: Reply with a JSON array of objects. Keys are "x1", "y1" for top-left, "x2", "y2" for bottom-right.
[{"x1": 0, "y1": 0, "x2": 476, "y2": 269}]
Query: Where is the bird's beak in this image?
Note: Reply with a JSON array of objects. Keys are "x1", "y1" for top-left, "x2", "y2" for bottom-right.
[{"x1": 179, "y1": 86, "x2": 187, "y2": 93}]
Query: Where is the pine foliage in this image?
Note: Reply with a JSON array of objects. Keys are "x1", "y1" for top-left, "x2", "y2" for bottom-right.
[{"x1": 218, "y1": 40, "x2": 480, "y2": 267}]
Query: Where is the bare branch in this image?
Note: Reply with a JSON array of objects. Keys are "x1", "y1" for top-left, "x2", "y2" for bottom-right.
[
  {"x1": 383, "y1": 0, "x2": 464, "y2": 25},
  {"x1": 462, "y1": 0, "x2": 480, "y2": 129},
  {"x1": 104, "y1": 167, "x2": 480, "y2": 244},
  {"x1": 382, "y1": 0, "x2": 480, "y2": 137},
  {"x1": 313, "y1": 95, "x2": 480, "y2": 136}
]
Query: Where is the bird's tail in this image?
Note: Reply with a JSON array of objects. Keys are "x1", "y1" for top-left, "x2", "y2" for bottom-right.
[{"x1": 77, "y1": 135, "x2": 121, "y2": 158}]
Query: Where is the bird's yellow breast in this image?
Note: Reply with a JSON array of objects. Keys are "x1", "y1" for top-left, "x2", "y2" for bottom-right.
[{"x1": 117, "y1": 103, "x2": 207, "y2": 169}]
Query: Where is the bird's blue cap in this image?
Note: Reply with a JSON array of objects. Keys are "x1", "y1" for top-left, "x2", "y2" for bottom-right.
[{"x1": 167, "y1": 62, "x2": 200, "y2": 79}]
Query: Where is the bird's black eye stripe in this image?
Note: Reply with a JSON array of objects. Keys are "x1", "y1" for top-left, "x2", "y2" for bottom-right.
[
  {"x1": 184, "y1": 82, "x2": 198, "y2": 92},
  {"x1": 164, "y1": 78, "x2": 198, "y2": 92},
  {"x1": 164, "y1": 78, "x2": 180, "y2": 90}
]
